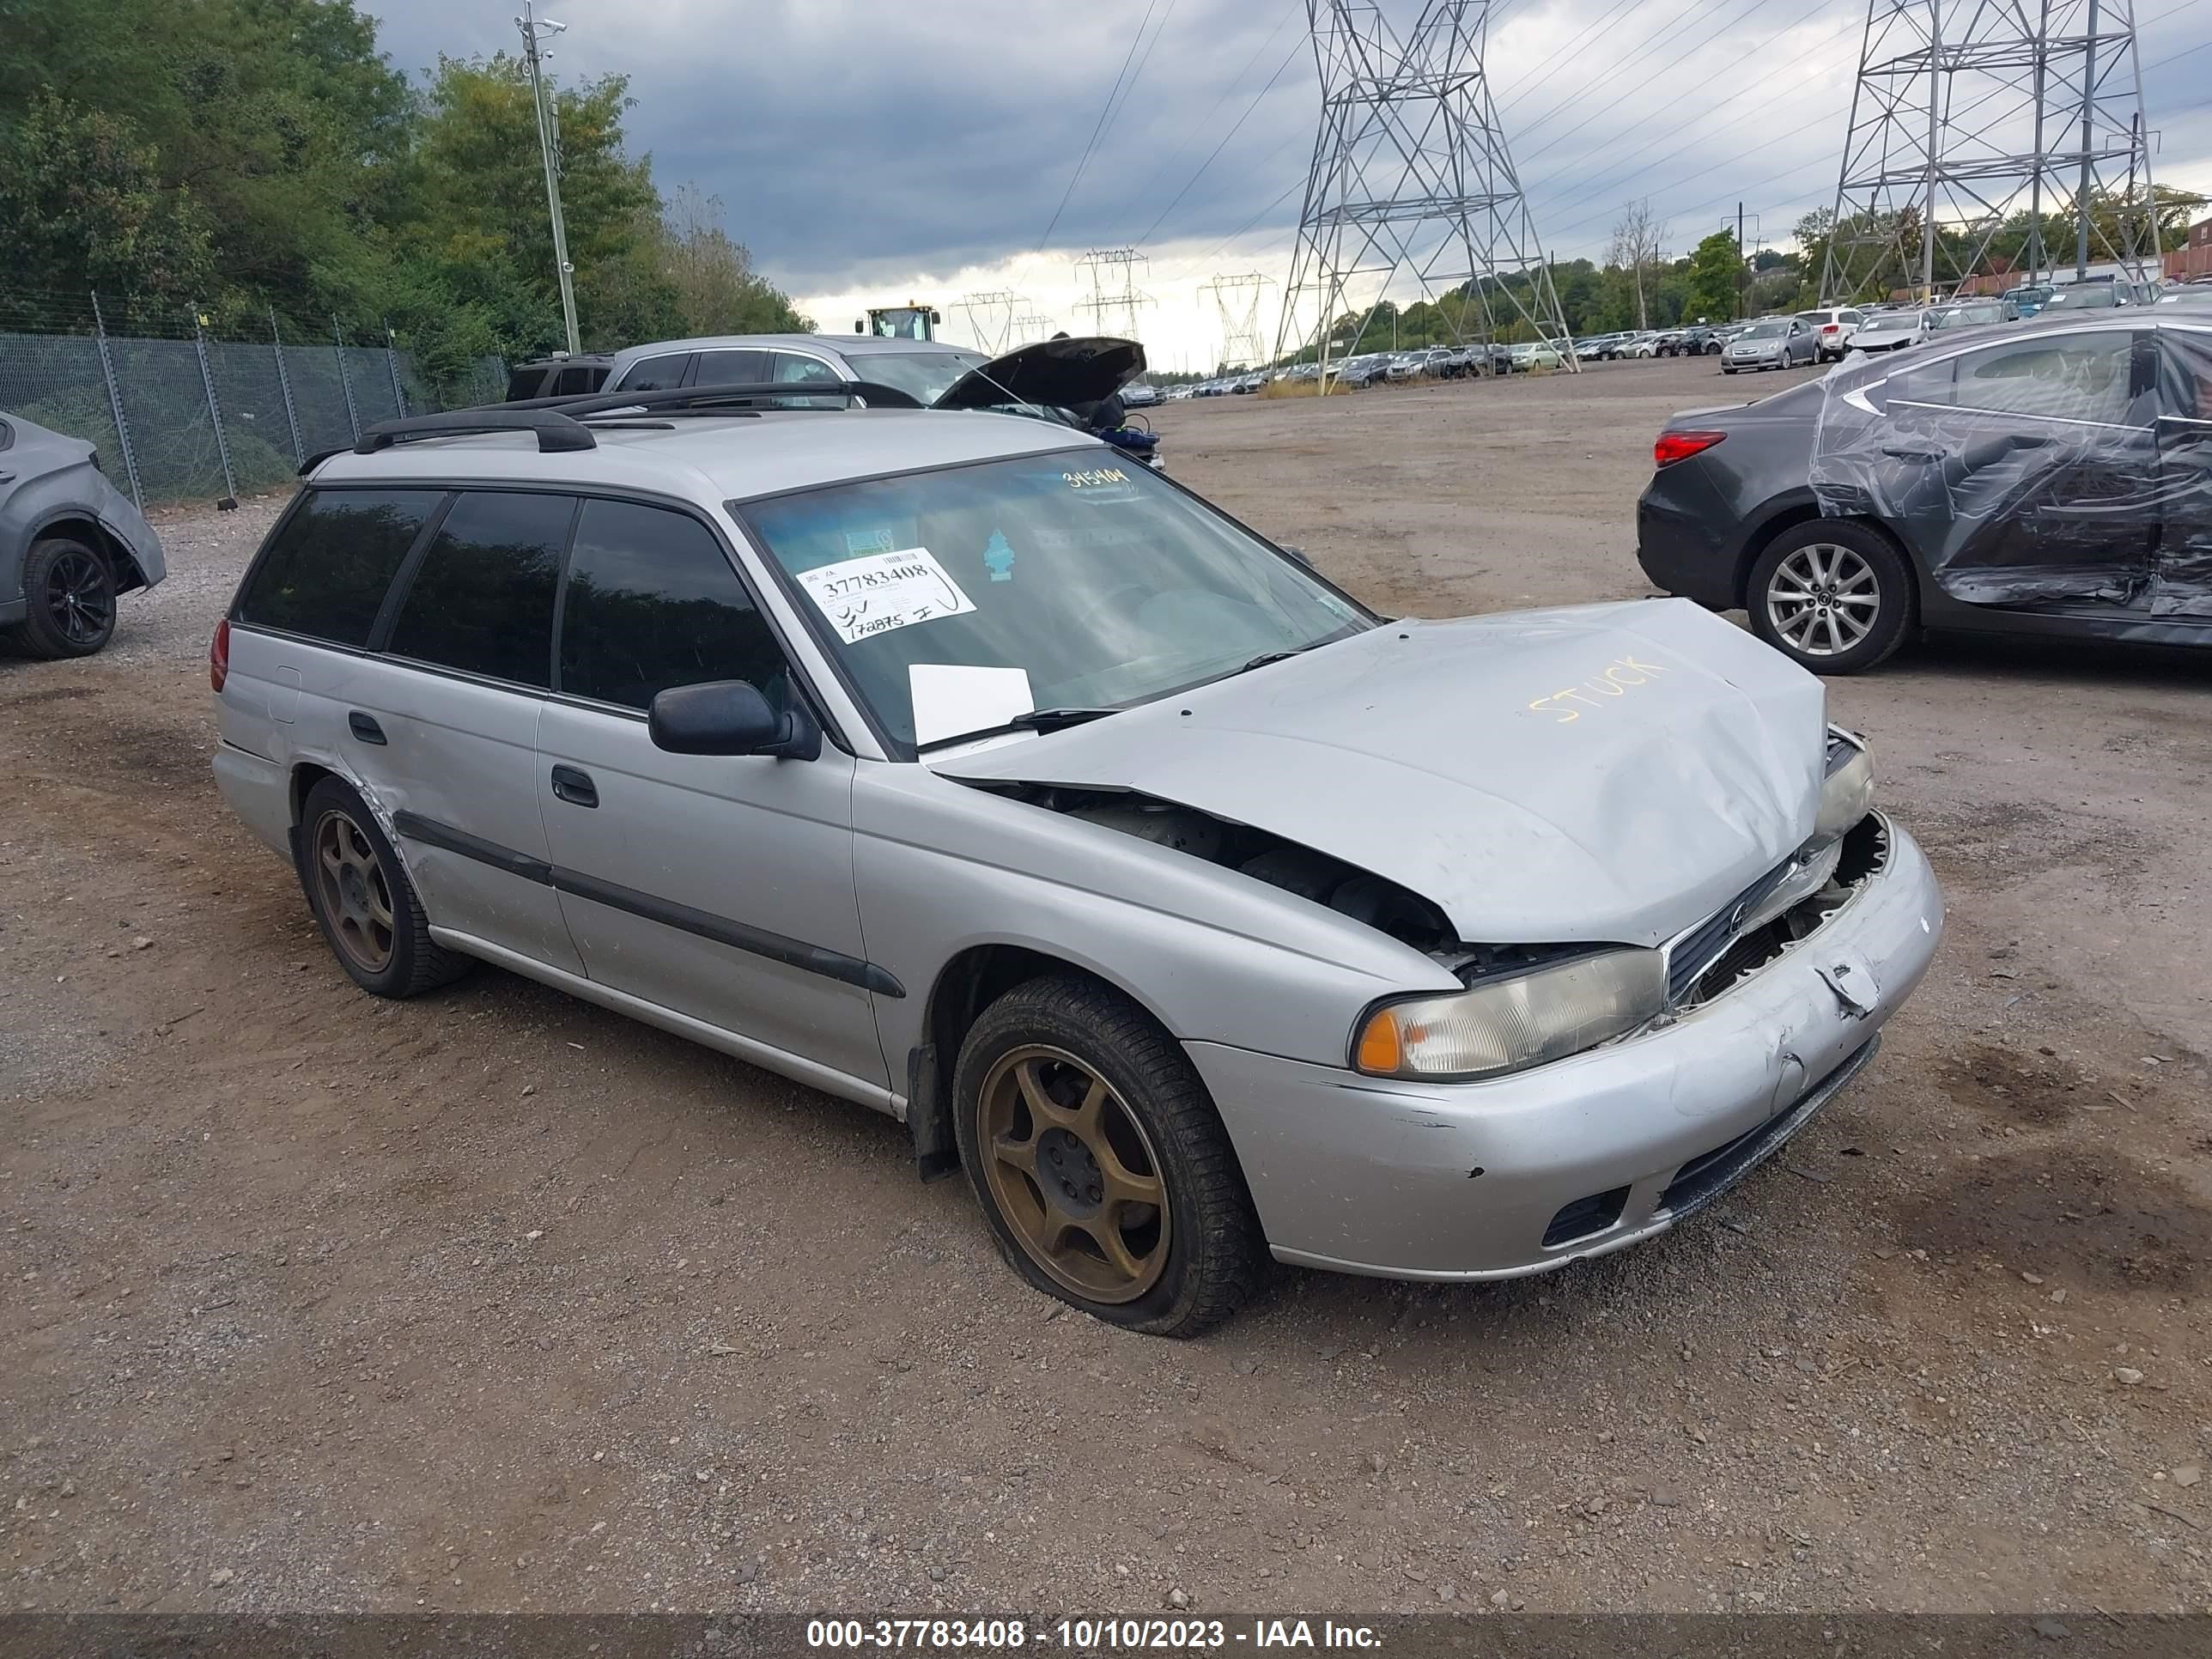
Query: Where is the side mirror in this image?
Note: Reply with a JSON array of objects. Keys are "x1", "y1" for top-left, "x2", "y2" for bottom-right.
[
  {"x1": 648, "y1": 680, "x2": 821, "y2": 760},
  {"x1": 854, "y1": 319, "x2": 866, "y2": 334}
]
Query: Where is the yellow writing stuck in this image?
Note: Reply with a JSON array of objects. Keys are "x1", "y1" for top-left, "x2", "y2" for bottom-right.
[{"x1": 1527, "y1": 655, "x2": 1669, "y2": 724}]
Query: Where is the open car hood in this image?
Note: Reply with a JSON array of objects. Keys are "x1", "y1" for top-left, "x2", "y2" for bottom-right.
[
  {"x1": 933, "y1": 599, "x2": 1829, "y2": 950},
  {"x1": 932, "y1": 336, "x2": 1146, "y2": 410}
]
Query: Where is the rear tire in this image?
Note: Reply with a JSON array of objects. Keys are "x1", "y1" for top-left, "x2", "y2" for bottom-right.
[
  {"x1": 1747, "y1": 521, "x2": 1914, "y2": 675},
  {"x1": 952, "y1": 975, "x2": 1266, "y2": 1336},
  {"x1": 10, "y1": 536, "x2": 116, "y2": 659},
  {"x1": 297, "y1": 776, "x2": 472, "y2": 998}
]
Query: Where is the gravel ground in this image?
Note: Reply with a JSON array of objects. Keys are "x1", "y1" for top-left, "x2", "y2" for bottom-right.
[{"x1": 2, "y1": 359, "x2": 2209, "y2": 1616}]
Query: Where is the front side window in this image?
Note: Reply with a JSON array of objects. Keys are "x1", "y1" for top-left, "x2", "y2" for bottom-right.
[
  {"x1": 740, "y1": 453, "x2": 1370, "y2": 750},
  {"x1": 387, "y1": 491, "x2": 574, "y2": 686},
  {"x1": 558, "y1": 499, "x2": 788, "y2": 710},
  {"x1": 235, "y1": 489, "x2": 442, "y2": 646}
]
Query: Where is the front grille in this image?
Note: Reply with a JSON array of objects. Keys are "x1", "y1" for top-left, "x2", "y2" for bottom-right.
[
  {"x1": 1666, "y1": 859, "x2": 1792, "y2": 1002},
  {"x1": 1542, "y1": 1185, "x2": 1632, "y2": 1248}
]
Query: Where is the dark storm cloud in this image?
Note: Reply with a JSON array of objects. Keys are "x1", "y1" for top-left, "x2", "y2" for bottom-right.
[
  {"x1": 364, "y1": 0, "x2": 1314, "y2": 289},
  {"x1": 362, "y1": 0, "x2": 2211, "y2": 292}
]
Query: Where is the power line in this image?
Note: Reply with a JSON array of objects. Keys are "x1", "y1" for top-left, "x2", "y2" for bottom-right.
[
  {"x1": 1112, "y1": 1, "x2": 1302, "y2": 242},
  {"x1": 1492, "y1": 0, "x2": 1646, "y2": 112},
  {"x1": 1036, "y1": 0, "x2": 1166, "y2": 252},
  {"x1": 1133, "y1": 36, "x2": 1309, "y2": 251}
]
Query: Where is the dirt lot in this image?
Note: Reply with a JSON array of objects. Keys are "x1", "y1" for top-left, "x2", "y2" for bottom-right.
[{"x1": 4, "y1": 356, "x2": 2209, "y2": 1615}]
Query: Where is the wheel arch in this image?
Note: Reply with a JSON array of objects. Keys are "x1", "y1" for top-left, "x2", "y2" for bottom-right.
[
  {"x1": 907, "y1": 943, "x2": 1176, "y2": 1183},
  {"x1": 1733, "y1": 502, "x2": 1919, "y2": 616},
  {"x1": 29, "y1": 513, "x2": 151, "y2": 593}
]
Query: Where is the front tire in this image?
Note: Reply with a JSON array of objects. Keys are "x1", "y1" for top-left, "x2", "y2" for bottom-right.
[
  {"x1": 10, "y1": 536, "x2": 115, "y2": 659},
  {"x1": 297, "y1": 776, "x2": 472, "y2": 998},
  {"x1": 1747, "y1": 522, "x2": 1914, "y2": 674},
  {"x1": 952, "y1": 975, "x2": 1265, "y2": 1336}
]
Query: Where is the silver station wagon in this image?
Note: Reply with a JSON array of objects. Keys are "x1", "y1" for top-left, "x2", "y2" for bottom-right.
[{"x1": 212, "y1": 384, "x2": 1943, "y2": 1335}]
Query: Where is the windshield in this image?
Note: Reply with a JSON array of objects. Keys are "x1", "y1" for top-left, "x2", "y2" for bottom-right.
[
  {"x1": 1929, "y1": 304, "x2": 2004, "y2": 330},
  {"x1": 859, "y1": 350, "x2": 990, "y2": 404},
  {"x1": 1740, "y1": 321, "x2": 1788, "y2": 339},
  {"x1": 741, "y1": 452, "x2": 1371, "y2": 750},
  {"x1": 2044, "y1": 285, "x2": 2118, "y2": 310}
]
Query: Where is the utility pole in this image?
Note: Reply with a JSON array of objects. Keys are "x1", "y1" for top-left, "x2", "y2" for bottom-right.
[
  {"x1": 1737, "y1": 202, "x2": 1747, "y2": 319},
  {"x1": 1922, "y1": 1, "x2": 1941, "y2": 301},
  {"x1": 2075, "y1": 0, "x2": 2099, "y2": 279},
  {"x1": 517, "y1": 2, "x2": 581, "y2": 358}
]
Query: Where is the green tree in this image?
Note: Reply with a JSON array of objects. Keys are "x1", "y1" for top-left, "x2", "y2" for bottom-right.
[
  {"x1": 0, "y1": 89, "x2": 216, "y2": 303},
  {"x1": 1684, "y1": 230, "x2": 1741, "y2": 321}
]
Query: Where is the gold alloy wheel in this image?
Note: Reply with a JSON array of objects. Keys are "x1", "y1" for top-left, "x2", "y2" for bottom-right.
[
  {"x1": 313, "y1": 808, "x2": 397, "y2": 974},
  {"x1": 976, "y1": 1044, "x2": 1170, "y2": 1304}
]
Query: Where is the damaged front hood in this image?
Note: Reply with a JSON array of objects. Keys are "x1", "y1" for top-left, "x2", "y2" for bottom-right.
[{"x1": 935, "y1": 599, "x2": 1827, "y2": 949}]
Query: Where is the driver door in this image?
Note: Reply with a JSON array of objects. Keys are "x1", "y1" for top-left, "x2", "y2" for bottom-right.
[
  {"x1": 535, "y1": 495, "x2": 886, "y2": 1091},
  {"x1": 1874, "y1": 330, "x2": 2158, "y2": 606}
]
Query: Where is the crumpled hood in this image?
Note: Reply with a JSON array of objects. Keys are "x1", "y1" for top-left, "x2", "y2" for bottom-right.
[{"x1": 934, "y1": 599, "x2": 1828, "y2": 948}]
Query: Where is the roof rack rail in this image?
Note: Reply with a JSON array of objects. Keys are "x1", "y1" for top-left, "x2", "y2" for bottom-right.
[
  {"x1": 500, "y1": 380, "x2": 926, "y2": 416},
  {"x1": 355, "y1": 408, "x2": 596, "y2": 455}
]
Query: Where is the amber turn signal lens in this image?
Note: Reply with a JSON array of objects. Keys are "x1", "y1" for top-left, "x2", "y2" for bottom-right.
[{"x1": 1355, "y1": 1009, "x2": 1403, "y2": 1074}]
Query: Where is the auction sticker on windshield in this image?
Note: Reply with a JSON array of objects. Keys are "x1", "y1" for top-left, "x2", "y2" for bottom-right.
[{"x1": 794, "y1": 547, "x2": 976, "y2": 644}]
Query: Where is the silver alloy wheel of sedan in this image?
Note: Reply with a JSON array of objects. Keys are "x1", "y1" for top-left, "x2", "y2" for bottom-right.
[{"x1": 1765, "y1": 542, "x2": 1881, "y2": 658}]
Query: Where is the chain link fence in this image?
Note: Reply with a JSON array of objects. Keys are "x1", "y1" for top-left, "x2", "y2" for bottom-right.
[{"x1": 0, "y1": 291, "x2": 507, "y2": 512}]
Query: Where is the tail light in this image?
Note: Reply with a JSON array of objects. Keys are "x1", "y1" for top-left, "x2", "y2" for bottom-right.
[
  {"x1": 210, "y1": 617, "x2": 230, "y2": 694},
  {"x1": 1653, "y1": 429, "x2": 1726, "y2": 467}
]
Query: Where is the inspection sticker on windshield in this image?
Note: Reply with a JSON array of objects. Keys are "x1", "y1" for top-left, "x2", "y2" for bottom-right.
[{"x1": 795, "y1": 547, "x2": 975, "y2": 644}]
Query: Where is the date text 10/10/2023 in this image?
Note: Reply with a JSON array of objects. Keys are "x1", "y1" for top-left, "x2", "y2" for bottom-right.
[{"x1": 805, "y1": 1618, "x2": 1383, "y2": 1650}]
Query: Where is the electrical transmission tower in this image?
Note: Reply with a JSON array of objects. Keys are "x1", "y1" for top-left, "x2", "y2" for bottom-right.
[
  {"x1": 1200, "y1": 273, "x2": 1274, "y2": 369},
  {"x1": 1012, "y1": 309, "x2": 1057, "y2": 345},
  {"x1": 1274, "y1": 1, "x2": 1574, "y2": 378},
  {"x1": 1073, "y1": 249, "x2": 1155, "y2": 342},
  {"x1": 951, "y1": 289, "x2": 1024, "y2": 355},
  {"x1": 1821, "y1": 0, "x2": 2160, "y2": 305}
]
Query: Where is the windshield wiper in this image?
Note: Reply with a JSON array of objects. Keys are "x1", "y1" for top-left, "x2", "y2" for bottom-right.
[{"x1": 1007, "y1": 707, "x2": 1117, "y2": 732}]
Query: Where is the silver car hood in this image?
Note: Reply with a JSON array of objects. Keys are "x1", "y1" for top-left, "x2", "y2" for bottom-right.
[{"x1": 934, "y1": 599, "x2": 1827, "y2": 948}]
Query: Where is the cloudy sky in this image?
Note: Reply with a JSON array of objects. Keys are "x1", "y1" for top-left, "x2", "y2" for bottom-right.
[{"x1": 363, "y1": 0, "x2": 2212, "y2": 369}]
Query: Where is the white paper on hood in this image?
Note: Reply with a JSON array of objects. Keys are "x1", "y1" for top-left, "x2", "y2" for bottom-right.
[
  {"x1": 908, "y1": 664, "x2": 1034, "y2": 747},
  {"x1": 795, "y1": 547, "x2": 976, "y2": 645}
]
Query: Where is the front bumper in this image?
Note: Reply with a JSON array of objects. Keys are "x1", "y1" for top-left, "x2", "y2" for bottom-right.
[{"x1": 1187, "y1": 816, "x2": 1943, "y2": 1281}]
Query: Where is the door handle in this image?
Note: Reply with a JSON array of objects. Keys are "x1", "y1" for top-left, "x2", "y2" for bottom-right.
[
  {"x1": 347, "y1": 711, "x2": 386, "y2": 744},
  {"x1": 1881, "y1": 446, "x2": 1942, "y2": 463},
  {"x1": 550, "y1": 764, "x2": 598, "y2": 809}
]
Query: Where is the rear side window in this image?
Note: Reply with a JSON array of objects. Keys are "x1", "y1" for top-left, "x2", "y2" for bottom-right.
[
  {"x1": 551, "y1": 364, "x2": 603, "y2": 396},
  {"x1": 558, "y1": 499, "x2": 788, "y2": 709},
  {"x1": 387, "y1": 491, "x2": 574, "y2": 687},
  {"x1": 235, "y1": 489, "x2": 442, "y2": 646},
  {"x1": 693, "y1": 348, "x2": 769, "y2": 385}
]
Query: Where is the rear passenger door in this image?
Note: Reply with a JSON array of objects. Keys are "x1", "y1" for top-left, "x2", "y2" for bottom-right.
[
  {"x1": 535, "y1": 497, "x2": 885, "y2": 1091},
  {"x1": 365, "y1": 489, "x2": 586, "y2": 974}
]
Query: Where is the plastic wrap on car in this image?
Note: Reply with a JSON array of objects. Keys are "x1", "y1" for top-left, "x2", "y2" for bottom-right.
[{"x1": 1808, "y1": 326, "x2": 2212, "y2": 617}]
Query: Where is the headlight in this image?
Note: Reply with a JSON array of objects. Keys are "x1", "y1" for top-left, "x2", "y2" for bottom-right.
[
  {"x1": 1816, "y1": 734, "x2": 1875, "y2": 842},
  {"x1": 1352, "y1": 948, "x2": 1665, "y2": 1082}
]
